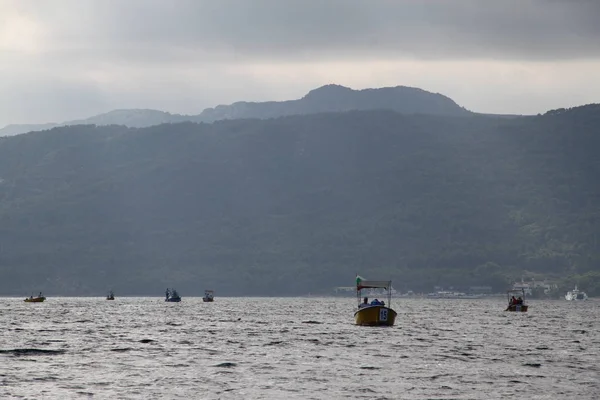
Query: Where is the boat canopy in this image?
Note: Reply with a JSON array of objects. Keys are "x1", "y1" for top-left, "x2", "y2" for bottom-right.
[{"x1": 357, "y1": 280, "x2": 391, "y2": 291}]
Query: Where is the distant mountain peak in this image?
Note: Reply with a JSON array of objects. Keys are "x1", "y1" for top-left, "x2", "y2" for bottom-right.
[
  {"x1": 303, "y1": 84, "x2": 354, "y2": 98},
  {"x1": 1, "y1": 84, "x2": 472, "y2": 136}
]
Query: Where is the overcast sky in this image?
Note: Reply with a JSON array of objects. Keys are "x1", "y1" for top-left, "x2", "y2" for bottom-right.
[{"x1": 1, "y1": 0, "x2": 599, "y2": 127}]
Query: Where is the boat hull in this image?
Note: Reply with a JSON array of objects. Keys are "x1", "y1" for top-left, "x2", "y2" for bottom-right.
[
  {"x1": 106, "y1": 297, "x2": 115, "y2": 300},
  {"x1": 202, "y1": 298, "x2": 214, "y2": 302},
  {"x1": 354, "y1": 306, "x2": 397, "y2": 326},
  {"x1": 24, "y1": 297, "x2": 45, "y2": 303},
  {"x1": 506, "y1": 304, "x2": 528, "y2": 312},
  {"x1": 165, "y1": 298, "x2": 181, "y2": 302}
]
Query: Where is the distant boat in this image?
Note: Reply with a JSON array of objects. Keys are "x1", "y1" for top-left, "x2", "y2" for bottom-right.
[
  {"x1": 165, "y1": 288, "x2": 181, "y2": 302},
  {"x1": 354, "y1": 275, "x2": 397, "y2": 326},
  {"x1": 506, "y1": 288, "x2": 528, "y2": 312},
  {"x1": 202, "y1": 290, "x2": 214, "y2": 302},
  {"x1": 565, "y1": 285, "x2": 588, "y2": 301},
  {"x1": 106, "y1": 290, "x2": 115, "y2": 300},
  {"x1": 24, "y1": 292, "x2": 46, "y2": 303}
]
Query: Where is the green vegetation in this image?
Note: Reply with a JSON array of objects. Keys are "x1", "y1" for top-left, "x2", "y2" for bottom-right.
[{"x1": 0, "y1": 105, "x2": 599, "y2": 296}]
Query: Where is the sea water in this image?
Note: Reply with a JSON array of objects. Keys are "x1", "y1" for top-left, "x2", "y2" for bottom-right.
[{"x1": 1, "y1": 297, "x2": 598, "y2": 399}]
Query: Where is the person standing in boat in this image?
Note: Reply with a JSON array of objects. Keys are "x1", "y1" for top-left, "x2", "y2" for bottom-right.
[{"x1": 359, "y1": 297, "x2": 369, "y2": 308}]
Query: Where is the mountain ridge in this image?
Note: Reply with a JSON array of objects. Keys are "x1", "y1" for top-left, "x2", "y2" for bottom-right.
[{"x1": 1, "y1": 84, "x2": 472, "y2": 136}]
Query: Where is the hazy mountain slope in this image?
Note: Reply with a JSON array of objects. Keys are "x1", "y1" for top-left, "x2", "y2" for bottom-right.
[
  {"x1": 0, "y1": 110, "x2": 189, "y2": 137},
  {"x1": 0, "y1": 84, "x2": 470, "y2": 136},
  {"x1": 68, "y1": 109, "x2": 192, "y2": 128},
  {"x1": 0, "y1": 123, "x2": 60, "y2": 136},
  {"x1": 0, "y1": 105, "x2": 598, "y2": 296}
]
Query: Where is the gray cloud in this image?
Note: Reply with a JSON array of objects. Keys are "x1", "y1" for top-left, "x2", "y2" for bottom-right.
[{"x1": 26, "y1": 0, "x2": 600, "y2": 62}]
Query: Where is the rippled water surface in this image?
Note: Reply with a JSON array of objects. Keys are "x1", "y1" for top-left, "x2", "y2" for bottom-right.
[{"x1": 1, "y1": 297, "x2": 598, "y2": 399}]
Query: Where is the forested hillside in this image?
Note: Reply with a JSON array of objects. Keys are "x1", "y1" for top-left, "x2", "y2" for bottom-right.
[{"x1": 0, "y1": 105, "x2": 599, "y2": 296}]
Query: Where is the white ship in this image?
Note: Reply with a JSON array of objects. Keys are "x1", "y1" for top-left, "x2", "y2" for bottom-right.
[{"x1": 565, "y1": 285, "x2": 588, "y2": 301}]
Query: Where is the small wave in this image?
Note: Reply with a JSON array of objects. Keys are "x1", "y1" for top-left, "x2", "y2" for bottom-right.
[
  {"x1": 111, "y1": 348, "x2": 133, "y2": 352},
  {"x1": 265, "y1": 341, "x2": 284, "y2": 346},
  {"x1": 0, "y1": 348, "x2": 66, "y2": 356},
  {"x1": 302, "y1": 320, "x2": 322, "y2": 324},
  {"x1": 523, "y1": 363, "x2": 542, "y2": 368},
  {"x1": 357, "y1": 388, "x2": 376, "y2": 393},
  {"x1": 139, "y1": 339, "x2": 155, "y2": 343},
  {"x1": 360, "y1": 366, "x2": 380, "y2": 370},
  {"x1": 214, "y1": 362, "x2": 236, "y2": 368},
  {"x1": 33, "y1": 376, "x2": 59, "y2": 381}
]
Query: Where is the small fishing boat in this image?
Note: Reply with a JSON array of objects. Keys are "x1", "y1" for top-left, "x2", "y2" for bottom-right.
[
  {"x1": 505, "y1": 288, "x2": 528, "y2": 312},
  {"x1": 24, "y1": 292, "x2": 46, "y2": 303},
  {"x1": 202, "y1": 290, "x2": 214, "y2": 302},
  {"x1": 165, "y1": 288, "x2": 181, "y2": 302},
  {"x1": 106, "y1": 290, "x2": 115, "y2": 300},
  {"x1": 565, "y1": 285, "x2": 588, "y2": 301},
  {"x1": 354, "y1": 275, "x2": 397, "y2": 326}
]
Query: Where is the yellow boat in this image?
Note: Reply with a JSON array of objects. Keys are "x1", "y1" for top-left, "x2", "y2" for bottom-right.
[
  {"x1": 354, "y1": 276, "x2": 397, "y2": 326},
  {"x1": 24, "y1": 293, "x2": 46, "y2": 303},
  {"x1": 505, "y1": 288, "x2": 528, "y2": 312}
]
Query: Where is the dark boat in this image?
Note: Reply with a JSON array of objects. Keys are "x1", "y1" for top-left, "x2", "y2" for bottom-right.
[
  {"x1": 506, "y1": 288, "x2": 528, "y2": 312},
  {"x1": 202, "y1": 290, "x2": 214, "y2": 302},
  {"x1": 165, "y1": 288, "x2": 181, "y2": 302},
  {"x1": 106, "y1": 290, "x2": 115, "y2": 300},
  {"x1": 24, "y1": 292, "x2": 46, "y2": 303}
]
